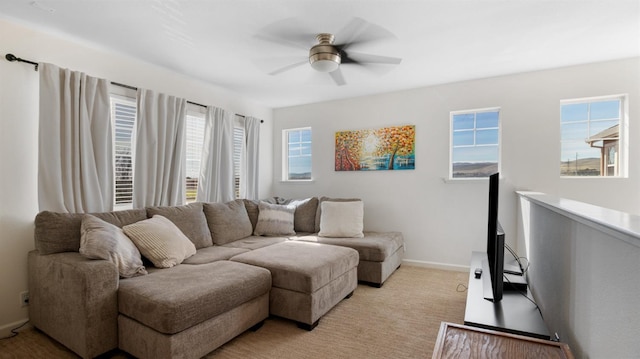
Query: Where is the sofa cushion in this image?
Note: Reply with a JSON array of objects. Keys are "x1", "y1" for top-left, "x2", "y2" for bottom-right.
[
  {"x1": 243, "y1": 199, "x2": 260, "y2": 231},
  {"x1": 289, "y1": 197, "x2": 319, "y2": 233},
  {"x1": 123, "y1": 215, "x2": 196, "y2": 268},
  {"x1": 118, "y1": 261, "x2": 272, "y2": 334},
  {"x1": 204, "y1": 200, "x2": 253, "y2": 245},
  {"x1": 318, "y1": 200, "x2": 364, "y2": 238},
  {"x1": 146, "y1": 203, "x2": 212, "y2": 249},
  {"x1": 182, "y1": 246, "x2": 250, "y2": 265},
  {"x1": 314, "y1": 197, "x2": 361, "y2": 233},
  {"x1": 221, "y1": 236, "x2": 288, "y2": 250},
  {"x1": 34, "y1": 209, "x2": 148, "y2": 255},
  {"x1": 79, "y1": 214, "x2": 147, "y2": 278},
  {"x1": 230, "y1": 241, "x2": 358, "y2": 293},
  {"x1": 292, "y1": 232, "x2": 404, "y2": 262},
  {"x1": 254, "y1": 202, "x2": 296, "y2": 236}
]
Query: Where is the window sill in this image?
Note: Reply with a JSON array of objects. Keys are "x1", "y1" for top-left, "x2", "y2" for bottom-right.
[
  {"x1": 280, "y1": 180, "x2": 315, "y2": 184},
  {"x1": 441, "y1": 177, "x2": 489, "y2": 184}
]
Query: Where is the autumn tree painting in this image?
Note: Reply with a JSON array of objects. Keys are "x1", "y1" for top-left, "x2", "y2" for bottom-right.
[{"x1": 335, "y1": 125, "x2": 415, "y2": 171}]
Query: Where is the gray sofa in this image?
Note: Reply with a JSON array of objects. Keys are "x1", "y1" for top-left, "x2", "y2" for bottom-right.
[{"x1": 28, "y1": 196, "x2": 404, "y2": 358}]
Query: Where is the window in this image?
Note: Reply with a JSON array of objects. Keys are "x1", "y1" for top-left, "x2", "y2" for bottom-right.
[
  {"x1": 233, "y1": 117, "x2": 245, "y2": 199},
  {"x1": 111, "y1": 96, "x2": 137, "y2": 207},
  {"x1": 450, "y1": 108, "x2": 500, "y2": 178},
  {"x1": 185, "y1": 112, "x2": 205, "y2": 202},
  {"x1": 283, "y1": 128, "x2": 312, "y2": 181},
  {"x1": 560, "y1": 95, "x2": 625, "y2": 177}
]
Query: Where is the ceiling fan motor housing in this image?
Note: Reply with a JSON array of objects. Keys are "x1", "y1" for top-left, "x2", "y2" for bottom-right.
[{"x1": 309, "y1": 33, "x2": 341, "y2": 72}]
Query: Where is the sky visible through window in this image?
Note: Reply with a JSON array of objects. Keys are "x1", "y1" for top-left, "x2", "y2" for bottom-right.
[
  {"x1": 451, "y1": 110, "x2": 499, "y2": 178},
  {"x1": 287, "y1": 128, "x2": 312, "y2": 180},
  {"x1": 560, "y1": 99, "x2": 620, "y2": 164}
]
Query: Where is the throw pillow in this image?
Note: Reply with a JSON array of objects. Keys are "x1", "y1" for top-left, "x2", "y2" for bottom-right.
[
  {"x1": 203, "y1": 200, "x2": 253, "y2": 245},
  {"x1": 254, "y1": 201, "x2": 296, "y2": 236},
  {"x1": 123, "y1": 215, "x2": 196, "y2": 268},
  {"x1": 318, "y1": 200, "x2": 364, "y2": 238},
  {"x1": 289, "y1": 197, "x2": 319, "y2": 233},
  {"x1": 79, "y1": 214, "x2": 147, "y2": 278},
  {"x1": 315, "y1": 196, "x2": 362, "y2": 232},
  {"x1": 146, "y1": 203, "x2": 212, "y2": 249}
]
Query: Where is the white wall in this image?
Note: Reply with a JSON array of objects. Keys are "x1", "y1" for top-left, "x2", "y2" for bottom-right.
[
  {"x1": 0, "y1": 18, "x2": 273, "y2": 335},
  {"x1": 272, "y1": 57, "x2": 640, "y2": 270}
]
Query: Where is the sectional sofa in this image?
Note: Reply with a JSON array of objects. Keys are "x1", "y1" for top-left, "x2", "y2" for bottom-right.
[{"x1": 28, "y1": 196, "x2": 404, "y2": 359}]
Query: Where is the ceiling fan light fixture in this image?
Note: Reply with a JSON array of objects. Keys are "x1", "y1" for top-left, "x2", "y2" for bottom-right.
[{"x1": 309, "y1": 33, "x2": 341, "y2": 72}]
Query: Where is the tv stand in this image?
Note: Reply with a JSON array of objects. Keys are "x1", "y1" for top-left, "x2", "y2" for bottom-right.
[{"x1": 464, "y1": 251, "x2": 550, "y2": 340}]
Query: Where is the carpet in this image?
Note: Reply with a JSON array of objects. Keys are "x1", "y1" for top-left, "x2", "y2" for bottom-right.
[{"x1": 0, "y1": 265, "x2": 468, "y2": 358}]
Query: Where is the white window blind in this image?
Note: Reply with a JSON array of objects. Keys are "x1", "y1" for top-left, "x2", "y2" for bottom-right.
[
  {"x1": 185, "y1": 113, "x2": 205, "y2": 202},
  {"x1": 233, "y1": 124, "x2": 245, "y2": 199},
  {"x1": 111, "y1": 96, "x2": 136, "y2": 206}
]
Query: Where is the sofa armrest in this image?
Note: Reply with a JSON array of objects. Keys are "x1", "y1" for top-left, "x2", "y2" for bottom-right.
[{"x1": 28, "y1": 250, "x2": 119, "y2": 358}]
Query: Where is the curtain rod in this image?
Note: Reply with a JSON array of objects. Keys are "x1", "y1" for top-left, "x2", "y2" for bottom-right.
[
  {"x1": 6, "y1": 53, "x2": 262, "y2": 123},
  {"x1": 5, "y1": 53, "x2": 38, "y2": 70}
]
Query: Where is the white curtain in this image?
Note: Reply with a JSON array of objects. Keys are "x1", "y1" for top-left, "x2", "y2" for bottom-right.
[
  {"x1": 38, "y1": 63, "x2": 112, "y2": 213},
  {"x1": 133, "y1": 89, "x2": 187, "y2": 207},
  {"x1": 242, "y1": 116, "x2": 261, "y2": 200},
  {"x1": 197, "y1": 106, "x2": 235, "y2": 203}
]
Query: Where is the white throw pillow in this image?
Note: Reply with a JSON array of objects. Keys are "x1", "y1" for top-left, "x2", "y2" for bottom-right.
[
  {"x1": 79, "y1": 214, "x2": 147, "y2": 278},
  {"x1": 318, "y1": 200, "x2": 364, "y2": 238},
  {"x1": 123, "y1": 215, "x2": 197, "y2": 268},
  {"x1": 253, "y1": 201, "x2": 296, "y2": 236}
]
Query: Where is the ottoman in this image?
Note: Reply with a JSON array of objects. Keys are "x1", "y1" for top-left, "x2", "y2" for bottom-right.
[
  {"x1": 117, "y1": 261, "x2": 272, "y2": 359},
  {"x1": 230, "y1": 241, "x2": 359, "y2": 330}
]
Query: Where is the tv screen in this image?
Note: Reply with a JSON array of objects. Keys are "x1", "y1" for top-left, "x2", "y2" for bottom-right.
[{"x1": 486, "y1": 172, "x2": 504, "y2": 302}]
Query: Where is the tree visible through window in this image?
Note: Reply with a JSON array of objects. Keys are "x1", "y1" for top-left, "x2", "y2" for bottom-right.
[
  {"x1": 560, "y1": 96, "x2": 624, "y2": 177},
  {"x1": 450, "y1": 108, "x2": 500, "y2": 178},
  {"x1": 283, "y1": 128, "x2": 312, "y2": 180}
]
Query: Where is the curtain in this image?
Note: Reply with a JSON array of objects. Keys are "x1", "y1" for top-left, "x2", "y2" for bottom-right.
[
  {"x1": 133, "y1": 89, "x2": 187, "y2": 207},
  {"x1": 38, "y1": 63, "x2": 112, "y2": 213},
  {"x1": 197, "y1": 106, "x2": 235, "y2": 203},
  {"x1": 242, "y1": 116, "x2": 261, "y2": 200}
]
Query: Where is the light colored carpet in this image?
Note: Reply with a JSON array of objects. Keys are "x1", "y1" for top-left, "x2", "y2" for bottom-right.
[{"x1": 0, "y1": 265, "x2": 468, "y2": 358}]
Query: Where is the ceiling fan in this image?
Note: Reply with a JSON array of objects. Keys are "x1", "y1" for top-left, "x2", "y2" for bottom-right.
[{"x1": 257, "y1": 18, "x2": 402, "y2": 86}]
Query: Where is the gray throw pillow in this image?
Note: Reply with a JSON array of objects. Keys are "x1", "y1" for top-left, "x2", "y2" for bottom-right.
[
  {"x1": 254, "y1": 201, "x2": 296, "y2": 236},
  {"x1": 146, "y1": 203, "x2": 212, "y2": 249},
  {"x1": 80, "y1": 214, "x2": 147, "y2": 278},
  {"x1": 203, "y1": 200, "x2": 253, "y2": 245},
  {"x1": 289, "y1": 197, "x2": 319, "y2": 233}
]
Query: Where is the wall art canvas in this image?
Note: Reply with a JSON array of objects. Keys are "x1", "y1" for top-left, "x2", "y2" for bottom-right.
[{"x1": 335, "y1": 125, "x2": 415, "y2": 171}]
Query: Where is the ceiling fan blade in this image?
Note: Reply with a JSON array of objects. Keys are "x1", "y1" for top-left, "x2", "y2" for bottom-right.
[
  {"x1": 255, "y1": 17, "x2": 316, "y2": 50},
  {"x1": 342, "y1": 51, "x2": 402, "y2": 65},
  {"x1": 329, "y1": 68, "x2": 346, "y2": 86},
  {"x1": 335, "y1": 17, "x2": 397, "y2": 51},
  {"x1": 268, "y1": 60, "x2": 309, "y2": 76}
]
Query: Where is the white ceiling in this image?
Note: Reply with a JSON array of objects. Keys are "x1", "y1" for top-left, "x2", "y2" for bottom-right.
[{"x1": 1, "y1": 0, "x2": 639, "y2": 108}]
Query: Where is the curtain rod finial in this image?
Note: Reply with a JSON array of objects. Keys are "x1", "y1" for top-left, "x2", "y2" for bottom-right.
[{"x1": 5, "y1": 53, "x2": 17, "y2": 62}]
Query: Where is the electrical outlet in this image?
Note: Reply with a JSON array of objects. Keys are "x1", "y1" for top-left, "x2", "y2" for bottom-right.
[{"x1": 20, "y1": 291, "x2": 29, "y2": 307}]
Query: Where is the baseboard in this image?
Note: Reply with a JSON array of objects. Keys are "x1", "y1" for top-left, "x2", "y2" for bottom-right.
[
  {"x1": 402, "y1": 259, "x2": 469, "y2": 272},
  {"x1": 0, "y1": 319, "x2": 30, "y2": 339}
]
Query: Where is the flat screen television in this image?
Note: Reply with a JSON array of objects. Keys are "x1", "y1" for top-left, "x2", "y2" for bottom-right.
[{"x1": 486, "y1": 172, "x2": 505, "y2": 302}]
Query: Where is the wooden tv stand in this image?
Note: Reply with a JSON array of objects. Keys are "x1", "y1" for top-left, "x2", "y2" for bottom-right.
[{"x1": 464, "y1": 251, "x2": 550, "y2": 340}]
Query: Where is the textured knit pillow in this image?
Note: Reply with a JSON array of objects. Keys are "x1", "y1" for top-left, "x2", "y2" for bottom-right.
[
  {"x1": 80, "y1": 214, "x2": 147, "y2": 278},
  {"x1": 318, "y1": 200, "x2": 364, "y2": 238},
  {"x1": 123, "y1": 215, "x2": 196, "y2": 268},
  {"x1": 253, "y1": 202, "x2": 296, "y2": 236}
]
